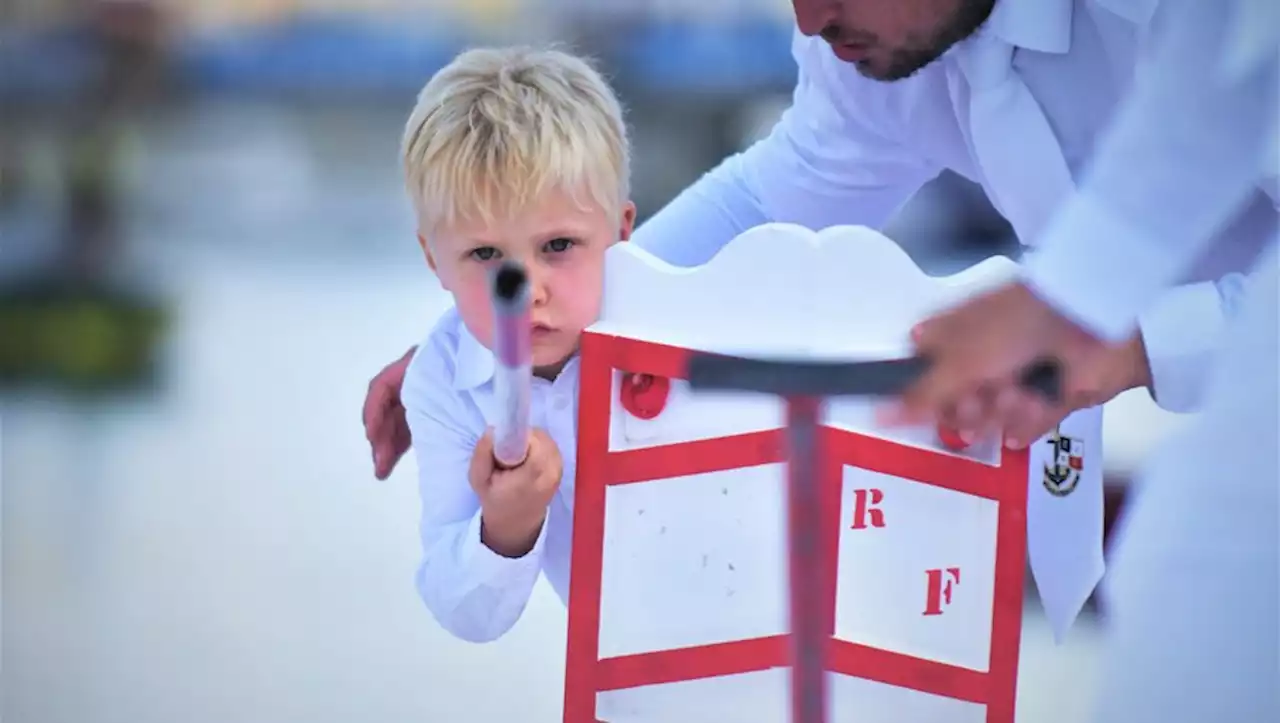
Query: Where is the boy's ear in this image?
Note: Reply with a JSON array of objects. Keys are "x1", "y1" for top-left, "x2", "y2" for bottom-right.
[
  {"x1": 617, "y1": 201, "x2": 637, "y2": 243},
  {"x1": 417, "y1": 233, "x2": 438, "y2": 272}
]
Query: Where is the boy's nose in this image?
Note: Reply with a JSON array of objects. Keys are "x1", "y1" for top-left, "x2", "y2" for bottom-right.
[{"x1": 527, "y1": 268, "x2": 550, "y2": 306}]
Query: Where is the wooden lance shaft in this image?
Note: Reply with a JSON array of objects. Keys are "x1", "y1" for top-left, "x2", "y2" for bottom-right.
[
  {"x1": 490, "y1": 261, "x2": 533, "y2": 468},
  {"x1": 686, "y1": 353, "x2": 1060, "y2": 723}
]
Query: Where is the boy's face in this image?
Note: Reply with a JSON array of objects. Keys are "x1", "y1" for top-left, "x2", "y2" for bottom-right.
[{"x1": 422, "y1": 188, "x2": 636, "y2": 377}]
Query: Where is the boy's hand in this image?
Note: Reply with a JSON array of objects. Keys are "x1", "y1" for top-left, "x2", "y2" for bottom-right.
[{"x1": 469, "y1": 428, "x2": 563, "y2": 558}]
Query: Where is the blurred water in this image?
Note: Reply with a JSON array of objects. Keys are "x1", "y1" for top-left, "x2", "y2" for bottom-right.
[{"x1": 2, "y1": 99, "x2": 1145, "y2": 723}]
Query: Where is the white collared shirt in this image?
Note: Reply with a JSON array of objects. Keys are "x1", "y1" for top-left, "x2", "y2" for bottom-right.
[
  {"x1": 630, "y1": 0, "x2": 1278, "y2": 413},
  {"x1": 1023, "y1": 0, "x2": 1278, "y2": 348},
  {"x1": 402, "y1": 306, "x2": 580, "y2": 643}
]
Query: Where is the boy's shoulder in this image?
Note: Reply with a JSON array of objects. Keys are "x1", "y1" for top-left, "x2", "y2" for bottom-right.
[
  {"x1": 403, "y1": 305, "x2": 496, "y2": 411},
  {"x1": 401, "y1": 304, "x2": 473, "y2": 404},
  {"x1": 405, "y1": 306, "x2": 467, "y2": 391},
  {"x1": 401, "y1": 306, "x2": 492, "y2": 438}
]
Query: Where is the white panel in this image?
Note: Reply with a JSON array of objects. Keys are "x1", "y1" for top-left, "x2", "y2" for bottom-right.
[
  {"x1": 598, "y1": 465, "x2": 789, "y2": 658},
  {"x1": 835, "y1": 468, "x2": 999, "y2": 672},
  {"x1": 824, "y1": 396, "x2": 1003, "y2": 467},
  {"x1": 595, "y1": 668, "x2": 988, "y2": 722},
  {"x1": 605, "y1": 373, "x2": 1001, "y2": 463},
  {"x1": 608, "y1": 372, "x2": 786, "y2": 452},
  {"x1": 597, "y1": 668, "x2": 789, "y2": 723},
  {"x1": 829, "y1": 673, "x2": 988, "y2": 723}
]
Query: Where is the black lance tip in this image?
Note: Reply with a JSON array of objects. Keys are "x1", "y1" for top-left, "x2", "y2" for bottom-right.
[{"x1": 492, "y1": 262, "x2": 529, "y2": 310}]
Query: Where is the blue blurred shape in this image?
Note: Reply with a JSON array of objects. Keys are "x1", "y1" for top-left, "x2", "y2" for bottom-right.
[
  {"x1": 618, "y1": 19, "x2": 796, "y2": 93},
  {"x1": 176, "y1": 15, "x2": 465, "y2": 95},
  {"x1": 0, "y1": 27, "x2": 100, "y2": 101},
  {"x1": 0, "y1": 16, "x2": 466, "y2": 100}
]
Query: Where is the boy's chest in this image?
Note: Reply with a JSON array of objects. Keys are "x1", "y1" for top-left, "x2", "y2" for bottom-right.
[{"x1": 531, "y1": 376, "x2": 580, "y2": 500}]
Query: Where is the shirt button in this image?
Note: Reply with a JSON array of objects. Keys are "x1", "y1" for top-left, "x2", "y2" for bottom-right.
[{"x1": 554, "y1": 395, "x2": 569, "y2": 411}]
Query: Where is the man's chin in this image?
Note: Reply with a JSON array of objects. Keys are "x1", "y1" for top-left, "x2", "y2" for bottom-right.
[
  {"x1": 853, "y1": 62, "x2": 894, "y2": 82},
  {"x1": 845, "y1": 45, "x2": 947, "y2": 83},
  {"x1": 854, "y1": 58, "x2": 927, "y2": 83}
]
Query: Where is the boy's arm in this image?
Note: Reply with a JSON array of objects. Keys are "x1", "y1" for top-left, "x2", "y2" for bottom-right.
[
  {"x1": 402, "y1": 344, "x2": 548, "y2": 644},
  {"x1": 630, "y1": 29, "x2": 940, "y2": 267}
]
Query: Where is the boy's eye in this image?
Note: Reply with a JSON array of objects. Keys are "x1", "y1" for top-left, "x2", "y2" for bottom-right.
[
  {"x1": 469, "y1": 247, "x2": 500, "y2": 262},
  {"x1": 544, "y1": 237, "x2": 575, "y2": 253}
]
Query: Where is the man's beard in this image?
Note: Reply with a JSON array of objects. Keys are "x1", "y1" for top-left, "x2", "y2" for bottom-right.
[{"x1": 861, "y1": 0, "x2": 996, "y2": 82}]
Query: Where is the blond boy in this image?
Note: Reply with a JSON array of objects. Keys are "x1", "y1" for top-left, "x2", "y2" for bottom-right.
[{"x1": 399, "y1": 46, "x2": 636, "y2": 643}]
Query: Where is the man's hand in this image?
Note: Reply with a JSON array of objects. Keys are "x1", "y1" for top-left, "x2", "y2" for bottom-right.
[
  {"x1": 938, "y1": 333, "x2": 1150, "y2": 449},
  {"x1": 363, "y1": 346, "x2": 416, "y2": 480},
  {"x1": 884, "y1": 281, "x2": 1152, "y2": 447},
  {"x1": 469, "y1": 427, "x2": 563, "y2": 558}
]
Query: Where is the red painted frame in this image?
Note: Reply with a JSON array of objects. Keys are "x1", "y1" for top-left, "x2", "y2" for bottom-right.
[{"x1": 564, "y1": 331, "x2": 1028, "y2": 723}]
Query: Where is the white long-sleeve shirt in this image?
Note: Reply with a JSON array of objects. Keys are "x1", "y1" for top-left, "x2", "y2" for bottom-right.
[
  {"x1": 1022, "y1": 0, "x2": 1278, "y2": 347},
  {"x1": 1016, "y1": 6, "x2": 1279, "y2": 716},
  {"x1": 402, "y1": 307, "x2": 580, "y2": 643},
  {"x1": 630, "y1": 0, "x2": 1278, "y2": 413}
]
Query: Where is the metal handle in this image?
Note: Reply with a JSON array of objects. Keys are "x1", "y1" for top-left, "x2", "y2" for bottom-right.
[
  {"x1": 490, "y1": 261, "x2": 532, "y2": 468},
  {"x1": 687, "y1": 353, "x2": 1062, "y2": 404},
  {"x1": 1014, "y1": 358, "x2": 1062, "y2": 404}
]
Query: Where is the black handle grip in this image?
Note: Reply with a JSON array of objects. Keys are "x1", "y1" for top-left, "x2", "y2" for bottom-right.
[
  {"x1": 686, "y1": 351, "x2": 1062, "y2": 403},
  {"x1": 1017, "y1": 357, "x2": 1062, "y2": 404}
]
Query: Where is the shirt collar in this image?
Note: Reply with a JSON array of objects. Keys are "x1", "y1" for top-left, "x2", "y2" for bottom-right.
[
  {"x1": 1092, "y1": 0, "x2": 1159, "y2": 27},
  {"x1": 451, "y1": 318, "x2": 585, "y2": 390},
  {"x1": 980, "y1": 0, "x2": 1074, "y2": 54},
  {"x1": 452, "y1": 322, "x2": 495, "y2": 391}
]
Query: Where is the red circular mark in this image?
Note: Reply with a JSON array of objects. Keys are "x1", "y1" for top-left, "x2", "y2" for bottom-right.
[
  {"x1": 620, "y1": 373, "x2": 669, "y2": 420},
  {"x1": 937, "y1": 424, "x2": 971, "y2": 452}
]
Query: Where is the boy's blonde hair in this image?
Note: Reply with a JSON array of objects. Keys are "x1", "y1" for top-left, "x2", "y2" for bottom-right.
[{"x1": 402, "y1": 46, "x2": 631, "y2": 236}]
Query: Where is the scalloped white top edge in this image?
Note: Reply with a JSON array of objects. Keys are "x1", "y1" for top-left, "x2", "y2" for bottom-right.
[{"x1": 591, "y1": 223, "x2": 1018, "y2": 358}]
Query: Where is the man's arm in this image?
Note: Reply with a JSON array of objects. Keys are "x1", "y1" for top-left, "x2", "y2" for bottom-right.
[
  {"x1": 1021, "y1": 0, "x2": 1279, "y2": 412},
  {"x1": 402, "y1": 343, "x2": 547, "y2": 644},
  {"x1": 631, "y1": 30, "x2": 941, "y2": 266},
  {"x1": 1133, "y1": 271, "x2": 1261, "y2": 412}
]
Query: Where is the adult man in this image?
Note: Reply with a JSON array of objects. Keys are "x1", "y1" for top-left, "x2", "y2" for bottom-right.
[
  {"x1": 370, "y1": 0, "x2": 1274, "y2": 472},
  {"x1": 363, "y1": 0, "x2": 1276, "y2": 633},
  {"x1": 886, "y1": 0, "x2": 1279, "y2": 719}
]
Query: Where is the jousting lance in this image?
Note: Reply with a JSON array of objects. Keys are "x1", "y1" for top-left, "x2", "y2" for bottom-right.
[{"x1": 490, "y1": 260, "x2": 534, "y2": 468}]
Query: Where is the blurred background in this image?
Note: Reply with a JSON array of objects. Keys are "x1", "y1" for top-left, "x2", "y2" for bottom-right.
[{"x1": 2, "y1": 2, "x2": 1191, "y2": 721}]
